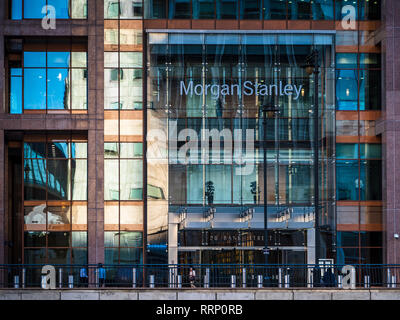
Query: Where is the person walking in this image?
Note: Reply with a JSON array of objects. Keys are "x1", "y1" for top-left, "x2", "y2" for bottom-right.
[
  {"x1": 189, "y1": 267, "x2": 196, "y2": 288},
  {"x1": 98, "y1": 263, "x2": 106, "y2": 287}
]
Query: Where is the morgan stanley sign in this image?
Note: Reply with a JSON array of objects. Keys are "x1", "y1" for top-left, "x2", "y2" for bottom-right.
[{"x1": 180, "y1": 80, "x2": 304, "y2": 100}]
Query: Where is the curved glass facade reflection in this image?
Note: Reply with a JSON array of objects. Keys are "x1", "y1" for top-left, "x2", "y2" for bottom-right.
[{"x1": 147, "y1": 32, "x2": 336, "y2": 265}]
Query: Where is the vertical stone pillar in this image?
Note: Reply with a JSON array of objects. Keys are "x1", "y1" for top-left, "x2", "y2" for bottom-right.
[
  {"x1": 381, "y1": 0, "x2": 400, "y2": 264},
  {"x1": 0, "y1": 0, "x2": 5, "y2": 265},
  {"x1": 87, "y1": 0, "x2": 104, "y2": 271}
]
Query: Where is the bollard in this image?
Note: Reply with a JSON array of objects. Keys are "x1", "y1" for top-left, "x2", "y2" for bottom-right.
[
  {"x1": 68, "y1": 275, "x2": 74, "y2": 288},
  {"x1": 178, "y1": 275, "x2": 182, "y2": 288},
  {"x1": 204, "y1": 268, "x2": 210, "y2": 288},
  {"x1": 132, "y1": 268, "x2": 136, "y2": 288},
  {"x1": 284, "y1": 274, "x2": 290, "y2": 288},
  {"x1": 231, "y1": 275, "x2": 236, "y2": 288},
  {"x1": 150, "y1": 275, "x2": 155, "y2": 288},
  {"x1": 338, "y1": 275, "x2": 343, "y2": 288},
  {"x1": 364, "y1": 275, "x2": 370, "y2": 288},
  {"x1": 22, "y1": 268, "x2": 26, "y2": 289},
  {"x1": 387, "y1": 269, "x2": 392, "y2": 288},
  {"x1": 242, "y1": 268, "x2": 246, "y2": 288},
  {"x1": 257, "y1": 275, "x2": 263, "y2": 288},
  {"x1": 14, "y1": 275, "x2": 20, "y2": 289},
  {"x1": 308, "y1": 269, "x2": 313, "y2": 288},
  {"x1": 169, "y1": 268, "x2": 173, "y2": 288},
  {"x1": 278, "y1": 268, "x2": 283, "y2": 288},
  {"x1": 59, "y1": 268, "x2": 63, "y2": 289},
  {"x1": 392, "y1": 275, "x2": 397, "y2": 288}
]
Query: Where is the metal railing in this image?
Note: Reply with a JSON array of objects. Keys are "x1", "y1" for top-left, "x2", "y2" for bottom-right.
[{"x1": 0, "y1": 264, "x2": 399, "y2": 289}]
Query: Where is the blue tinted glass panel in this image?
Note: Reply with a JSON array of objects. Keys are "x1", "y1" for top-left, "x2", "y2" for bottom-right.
[
  {"x1": 336, "y1": 143, "x2": 358, "y2": 159},
  {"x1": 24, "y1": 142, "x2": 46, "y2": 158},
  {"x1": 24, "y1": 159, "x2": 47, "y2": 200},
  {"x1": 264, "y1": 0, "x2": 286, "y2": 19},
  {"x1": 359, "y1": 70, "x2": 381, "y2": 110},
  {"x1": 360, "y1": 53, "x2": 381, "y2": 69},
  {"x1": 359, "y1": 0, "x2": 381, "y2": 20},
  {"x1": 24, "y1": 0, "x2": 46, "y2": 18},
  {"x1": 288, "y1": 0, "x2": 311, "y2": 20},
  {"x1": 193, "y1": 0, "x2": 215, "y2": 19},
  {"x1": 119, "y1": 248, "x2": 143, "y2": 264},
  {"x1": 360, "y1": 160, "x2": 382, "y2": 201},
  {"x1": 47, "y1": 52, "x2": 70, "y2": 68},
  {"x1": 72, "y1": 232, "x2": 87, "y2": 247},
  {"x1": 360, "y1": 144, "x2": 381, "y2": 159},
  {"x1": 119, "y1": 232, "x2": 143, "y2": 247},
  {"x1": 24, "y1": 69, "x2": 46, "y2": 110},
  {"x1": 312, "y1": 0, "x2": 333, "y2": 20},
  {"x1": 12, "y1": 0, "x2": 23, "y2": 19},
  {"x1": 336, "y1": 69, "x2": 358, "y2": 111},
  {"x1": 336, "y1": 53, "x2": 357, "y2": 69},
  {"x1": 335, "y1": 0, "x2": 358, "y2": 20},
  {"x1": 337, "y1": 232, "x2": 359, "y2": 247},
  {"x1": 240, "y1": 0, "x2": 262, "y2": 19},
  {"x1": 47, "y1": 69, "x2": 69, "y2": 109},
  {"x1": 24, "y1": 52, "x2": 46, "y2": 68},
  {"x1": 216, "y1": 0, "x2": 238, "y2": 19},
  {"x1": 10, "y1": 74, "x2": 23, "y2": 114},
  {"x1": 336, "y1": 160, "x2": 359, "y2": 201},
  {"x1": 145, "y1": 0, "x2": 167, "y2": 18},
  {"x1": 48, "y1": 0, "x2": 70, "y2": 18},
  {"x1": 169, "y1": 0, "x2": 191, "y2": 19}
]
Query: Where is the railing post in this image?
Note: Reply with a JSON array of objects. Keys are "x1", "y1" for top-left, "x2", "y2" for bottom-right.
[
  {"x1": 177, "y1": 275, "x2": 182, "y2": 288},
  {"x1": 338, "y1": 275, "x2": 343, "y2": 288},
  {"x1": 257, "y1": 275, "x2": 263, "y2": 288},
  {"x1": 242, "y1": 268, "x2": 246, "y2": 288},
  {"x1": 95, "y1": 268, "x2": 99, "y2": 288},
  {"x1": 387, "y1": 269, "x2": 392, "y2": 288},
  {"x1": 132, "y1": 268, "x2": 136, "y2": 288},
  {"x1": 364, "y1": 275, "x2": 370, "y2": 288},
  {"x1": 278, "y1": 268, "x2": 283, "y2": 288},
  {"x1": 392, "y1": 275, "x2": 397, "y2": 288},
  {"x1": 59, "y1": 268, "x2": 62, "y2": 289},
  {"x1": 204, "y1": 268, "x2": 209, "y2": 288},
  {"x1": 149, "y1": 275, "x2": 155, "y2": 288},
  {"x1": 168, "y1": 268, "x2": 173, "y2": 288},
  {"x1": 231, "y1": 275, "x2": 236, "y2": 288},
  {"x1": 14, "y1": 275, "x2": 19, "y2": 289},
  {"x1": 284, "y1": 273, "x2": 290, "y2": 288},
  {"x1": 22, "y1": 268, "x2": 26, "y2": 289},
  {"x1": 308, "y1": 268, "x2": 313, "y2": 288},
  {"x1": 41, "y1": 275, "x2": 46, "y2": 289},
  {"x1": 68, "y1": 275, "x2": 74, "y2": 288}
]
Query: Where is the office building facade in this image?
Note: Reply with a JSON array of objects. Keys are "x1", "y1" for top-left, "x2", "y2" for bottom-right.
[{"x1": 0, "y1": 0, "x2": 398, "y2": 268}]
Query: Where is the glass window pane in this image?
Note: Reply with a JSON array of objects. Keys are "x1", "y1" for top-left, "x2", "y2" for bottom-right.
[
  {"x1": 120, "y1": 205, "x2": 143, "y2": 228},
  {"x1": 71, "y1": 0, "x2": 88, "y2": 18},
  {"x1": 71, "y1": 52, "x2": 87, "y2": 68},
  {"x1": 71, "y1": 142, "x2": 88, "y2": 158},
  {"x1": 360, "y1": 248, "x2": 382, "y2": 264},
  {"x1": 120, "y1": 52, "x2": 142, "y2": 68},
  {"x1": 105, "y1": 0, "x2": 120, "y2": 18},
  {"x1": 360, "y1": 231, "x2": 382, "y2": 247},
  {"x1": 105, "y1": 231, "x2": 119, "y2": 247},
  {"x1": 105, "y1": 142, "x2": 119, "y2": 158},
  {"x1": 337, "y1": 247, "x2": 359, "y2": 265},
  {"x1": 119, "y1": 248, "x2": 143, "y2": 264},
  {"x1": 48, "y1": 232, "x2": 70, "y2": 247},
  {"x1": 47, "y1": 160, "x2": 70, "y2": 200},
  {"x1": 120, "y1": 143, "x2": 143, "y2": 158},
  {"x1": 312, "y1": 0, "x2": 333, "y2": 20},
  {"x1": 145, "y1": 0, "x2": 167, "y2": 18},
  {"x1": 48, "y1": 248, "x2": 71, "y2": 264},
  {"x1": 72, "y1": 159, "x2": 87, "y2": 200},
  {"x1": 360, "y1": 53, "x2": 381, "y2": 69},
  {"x1": 24, "y1": 231, "x2": 47, "y2": 247},
  {"x1": 24, "y1": 52, "x2": 46, "y2": 68},
  {"x1": 12, "y1": 0, "x2": 23, "y2": 19},
  {"x1": 216, "y1": 0, "x2": 237, "y2": 19},
  {"x1": 120, "y1": 0, "x2": 143, "y2": 18},
  {"x1": 240, "y1": 0, "x2": 261, "y2": 19},
  {"x1": 72, "y1": 248, "x2": 87, "y2": 264},
  {"x1": 71, "y1": 69, "x2": 88, "y2": 110},
  {"x1": 47, "y1": 142, "x2": 69, "y2": 159},
  {"x1": 24, "y1": 69, "x2": 46, "y2": 110},
  {"x1": 10, "y1": 72, "x2": 23, "y2": 114},
  {"x1": 360, "y1": 160, "x2": 382, "y2": 201},
  {"x1": 105, "y1": 204, "x2": 119, "y2": 226},
  {"x1": 335, "y1": 31, "x2": 358, "y2": 46},
  {"x1": 336, "y1": 160, "x2": 359, "y2": 201},
  {"x1": 335, "y1": 0, "x2": 358, "y2": 20},
  {"x1": 169, "y1": 0, "x2": 191, "y2": 19},
  {"x1": 48, "y1": 0, "x2": 70, "y2": 18},
  {"x1": 104, "y1": 52, "x2": 118, "y2": 68},
  {"x1": 193, "y1": 0, "x2": 215, "y2": 19},
  {"x1": 105, "y1": 248, "x2": 119, "y2": 264},
  {"x1": 24, "y1": 159, "x2": 47, "y2": 200},
  {"x1": 24, "y1": 0, "x2": 46, "y2": 19},
  {"x1": 205, "y1": 165, "x2": 232, "y2": 204},
  {"x1": 47, "y1": 206, "x2": 71, "y2": 230},
  {"x1": 336, "y1": 143, "x2": 358, "y2": 159},
  {"x1": 359, "y1": 70, "x2": 381, "y2": 111},
  {"x1": 337, "y1": 206, "x2": 358, "y2": 225},
  {"x1": 336, "y1": 53, "x2": 357, "y2": 69},
  {"x1": 24, "y1": 142, "x2": 46, "y2": 158},
  {"x1": 359, "y1": 0, "x2": 381, "y2": 20},
  {"x1": 337, "y1": 231, "x2": 359, "y2": 247},
  {"x1": 263, "y1": 0, "x2": 286, "y2": 19},
  {"x1": 105, "y1": 160, "x2": 119, "y2": 200},
  {"x1": 119, "y1": 232, "x2": 143, "y2": 247},
  {"x1": 360, "y1": 144, "x2": 381, "y2": 159},
  {"x1": 288, "y1": 0, "x2": 311, "y2": 20},
  {"x1": 72, "y1": 231, "x2": 87, "y2": 247},
  {"x1": 72, "y1": 203, "x2": 87, "y2": 227},
  {"x1": 120, "y1": 160, "x2": 143, "y2": 200},
  {"x1": 47, "y1": 69, "x2": 70, "y2": 110},
  {"x1": 336, "y1": 69, "x2": 358, "y2": 111},
  {"x1": 24, "y1": 248, "x2": 46, "y2": 264}
]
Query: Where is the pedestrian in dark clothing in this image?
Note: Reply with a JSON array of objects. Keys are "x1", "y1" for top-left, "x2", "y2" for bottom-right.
[
  {"x1": 322, "y1": 268, "x2": 336, "y2": 287},
  {"x1": 312, "y1": 266, "x2": 322, "y2": 287}
]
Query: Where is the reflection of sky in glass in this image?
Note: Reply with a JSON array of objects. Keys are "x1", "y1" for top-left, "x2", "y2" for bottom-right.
[
  {"x1": 48, "y1": 0, "x2": 70, "y2": 18},
  {"x1": 11, "y1": 0, "x2": 22, "y2": 19},
  {"x1": 47, "y1": 69, "x2": 69, "y2": 109},
  {"x1": 24, "y1": 69, "x2": 46, "y2": 109},
  {"x1": 24, "y1": 52, "x2": 46, "y2": 67},
  {"x1": 24, "y1": 0, "x2": 46, "y2": 19},
  {"x1": 10, "y1": 71, "x2": 22, "y2": 114},
  {"x1": 48, "y1": 52, "x2": 70, "y2": 68}
]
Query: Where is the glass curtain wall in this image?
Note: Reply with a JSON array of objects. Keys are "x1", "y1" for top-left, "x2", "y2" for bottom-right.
[{"x1": 147, "y1": 32, "x2": 335, "y2": 264}]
